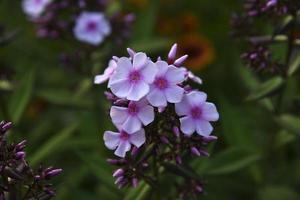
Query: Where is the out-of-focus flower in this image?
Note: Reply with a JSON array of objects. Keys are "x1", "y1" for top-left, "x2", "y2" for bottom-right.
[
  {"x1": 180, "y1": 12, "x2": 199, "y2": 33},
  {"x1": 22, "y1": 0, "x2": 52, "y2": 18},
  {"x1": 108, "y1": 53, "x2": 157, "y2": 101},
  {"x1": 74, "y1": 12, "x2": 111, "y2": 45},
  {"x1": 175, "y1": 91, "x2": 219, "y2": 136},
  {"x1": 104, "y1": 128, "x2": 146, "y2": 157},
  {"x1": 110, "y1": 99, "x2": 154, "y2": 134},
  {"x1": 147, "y1": 61, "x2": 185, "y2": 107},
  {"x1": 178, "y1": 34, "x2": 215, "y2": 70},
  {"x1": 94, "y1": 59, "x2": 117, "y2": 84}
]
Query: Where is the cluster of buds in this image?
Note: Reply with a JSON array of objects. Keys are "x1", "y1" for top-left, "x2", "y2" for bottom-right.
[
  {"x1": 231, "y1": 0, "x2": 300, "y2": 74},
  {"x1": 94, "y1": 44, "x2": 219, "y2": 197},
  {"x1": 22, "y1": 0, "x2": 134, "y2": 45},
  {"x1": 0, "y1": 121, "x2": 62, "y2": 199}
]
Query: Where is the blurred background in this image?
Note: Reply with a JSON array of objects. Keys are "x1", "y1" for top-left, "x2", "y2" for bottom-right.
[{"x1": 1, "y1": 0, "x2": 300, "y2": 199}]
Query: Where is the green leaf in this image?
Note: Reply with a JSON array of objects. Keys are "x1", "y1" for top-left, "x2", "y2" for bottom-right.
[
  {"x1": 197, "y1": 148, "x2": 261, "y2": 175},
  {"x1": 8, "y1": 68, "x2": 35, "y2": 123},
  {"x1": 274, "y1": 130, "x2": 296, "y2": 148},
  {"x1": 29, "y1": 123, "x2": 78, "y2": 166},
  {"x1": 259, "y1": 185, "x2": 299, "y2": 200},
  {"x1": 288, "y1": 51, "x2": 300, "y2": 76},
  {"x1": 277, "y1": 114, "x2": 300, "y2": 135},
  {"x1": 124, "y1": 182, "x2": 150, "y2": 200},
  {"x1": 130, "y1": 38, "x2": 171, "y2": 54},
  {"x1": 246, "y1": 76, "x2": 284, "y2": 101}
]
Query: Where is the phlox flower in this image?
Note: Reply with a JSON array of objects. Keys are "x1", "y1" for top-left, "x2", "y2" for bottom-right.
[
  {"x1": 94, "y1": 59, "x2": 117, "y2": 84},
  {"x1": 108, "y1": 53, "x2": 157, "y2": 101},
  {"x1": 147, "y1": 61, "x2": 186, "y2": 107},
  {"x1": 73, "y1": 12, "x2": 111, "y2": 45},
  {"x1": 110, "y1": 99, "x2": 154, "y2": 134},
  {"x1": 175, "y1": 91, "x2": 219, "y2": 136},
  {"x1": 22, "y1": 0, "x2": 52, "y2": 18},
  {"x1": 104, "y1": 129, "x2": 146, "y2": 158}
]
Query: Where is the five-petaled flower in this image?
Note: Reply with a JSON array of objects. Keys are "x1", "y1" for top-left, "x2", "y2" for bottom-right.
[
  {"x1": 104, "y1": 128, "x2": 146, "y2": 158},
  {"x1": 74, "y1": 12, "x2": 111, "y2": 45},
  {"x1": 108, "y1": 52, "x2": 157, "y2": 101},
  {"x1": 110, "y1": 99, "x2": 154, "y2": 134},
  {"x1": 175, "y1": 91, "x2": 219, "y2": 136},
  {"x1": 22, "y1": 0, "x2": 52, "y2": 18},
  {"x1": 147, "y1": 61, "x2": 186, "y2": 107}
]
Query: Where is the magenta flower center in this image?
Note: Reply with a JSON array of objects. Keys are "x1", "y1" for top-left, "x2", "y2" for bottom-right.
[
  {"x1": 128, "y1": 103, "x2": 139, "y2": 115},
  {"x1": 154, "y1": 77, "x2": 168, "y2": 90},
  {"x1": 129, "y1": 71, "x2": 141, "y2": 83},
  {"x1": 190, "y1": 106, "x2": 202, "y2": 119},
  {"x1": 120, "y1": 131, "x2": 130, "y2": 141},
  {"x1": 86, "y1": 21, "x2": 97, "y2": 32}
]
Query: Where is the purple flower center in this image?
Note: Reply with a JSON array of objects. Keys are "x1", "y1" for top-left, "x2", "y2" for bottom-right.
[
  {"x1": 190, "y1": 106, "x2": 202, "y2": 119},
  {"x1": 86, "y1": 21, "x2": 97, "y2": 32},
  {"x1": 129, "y1": 71, "x2": 141, "y2": 83},
  {"x1": 34, "y1": 0, "x2": 42, "y2": 4},
  {"x1": 128, "y1": 103, "x2": 139, "y2": 115},
  {"x1": 120, "y1": 131, "x2": 130, "y2": 141},
  {"x1": 154, "y1": 77, "x2": 168, "y2": 90}
]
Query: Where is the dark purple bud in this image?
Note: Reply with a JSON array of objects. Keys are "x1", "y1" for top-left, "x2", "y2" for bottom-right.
[
  {"x1": 35, "y1": 175, "x2": 41, "y2": 181},
  {"x1": 131, "y1": 146, "x2": 139, "y2": 157},
  {"x1": 16, "y1": 140, "x2": 27, "y2": 150},
  {"x1": 176, "y1": 155, "x2": 182, "y2": 165},
  {"x1": 190, "y1": 147, "x2": 201, "y2": 156},
  {"x1": 132, "y1": 178, "x2": 139, "y2": 188},
  {"x1": 114, "y1": 176, "x2": 124, "y2": 185},
  {"x1": 104, "y1": 91, "x2": 116, "y2": 102},
  {"x1": 127, "y1": 48, "x2": 135, "y2": 58},
  {"x1": 174, "y1": 55, "x2": 188, "y2": 67},
  {"x1": 44, "y1": 188, "x2": 56, "y2": 196},
  {"x1": 168, "y1": 43, "x2": 177, "y2": 63},
  {"x1": 160, "y1": 136, "x2": 169, "y2": 144},
  {"x1": 266, "y1": 0, "x2": 277, "y2": 8},
  {"x1": 172, "y1": 126, "x2": 180, "y2": 138},
  {"x1": 195, "y1": 185, "x2": 203, "y2": 193},
  {"x1": 114, "y1": 99, "x2": 128, "y2": 106},
  {"x1": 142, "y1": 162, "x2": 149, "y2": 168},
  {"x1": 202, "y1": 135, "x2": 218, "y2": 143},
  {"x1": 199, "y1": 149, "x2": 210, "y2": 157},
  {"x1": 15, "y1": 151, "x2": 26, "y2": 160},
  {"x1": 45, "y1": 168, "x2": 62, "y2": 179},
  {"x1": 113, "y1": 168, "x2": 124, "y2": 178}
]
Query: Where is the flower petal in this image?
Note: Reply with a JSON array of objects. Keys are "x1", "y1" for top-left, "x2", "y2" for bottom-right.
[
  {"x1": 175, "y1": 95, "x2": 190, "y2": 116},
  {"x1": 165, "y1": 66, "x2": 186, "y2": 84},
  {"x1": 155, "y1": 61, "x2": 169, "y2": 76},
  {"x1": 165, "y1": 86, "x2": 184, "y2": 103},
  {"x1": 196, "y1": 120, "x2": 213, "y2": 136},
  {"x1": 133, "y1": 52, "x2": 147, "y2": 70},
  {"x1": 127, "y1": 82, "x2": 149, "y2": 101},
  {"x1": 114, "y1": 141, "x2": 131, "y2": 158},
  {"x1": 103, "y1": 131, "x2": 120, "y2": 150},
  {"x1": 179, "y1": 116, "x2": 196, "y2": 136},
  {"x1": 129, "y1": 129, "x2": 146, "y2": 148},
  {"x1": 110, "y1": 106, "x2": 128, "y2": 126},
  {"x1": 186, "y1": 91, "x2": 207, "y2": 106},
  {"x1": 108, "y1": 57, "x2": 132, "y2": 87},
  {"x1": 110, "y1": 79, "x2": 131, "y2": 98},
  {"x1": 147, "y1": 88, "x2": 167, "y2": 107},
  {"x1": 201, "y1": 102, "x2": 219, "y2": 121},
  {"x1": 141, "y1": 61, "x2": 157, "y2": 83},
  {"x1": 137, "y1": 105, "x2": 154, "y2": 126},
  {"x1": 122, "y1": 116, "x2": 142, "y2": 134},
  {"x1": 94, "y1": 74, "x2": 109, "y2": 84}
]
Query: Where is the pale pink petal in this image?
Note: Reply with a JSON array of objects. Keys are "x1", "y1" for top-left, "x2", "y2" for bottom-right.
[
  {"x1": 110, "y1": 80, "x2": 131, "y2": 98},
  {"x1": 141, "y1": 61, "x2": 157, "y2": 83},
  {"x1": 103, "y1": 131, "x2": 120, "y2": 150},
  {"x1": 114, "y1": 141, "x2": 131, "y2": 158},
  {"x1": 165, "y1": 86, "x2": 184, "y2": 103},
  {"x1": 179, "y1": 116, "x2": 196, "y2": 136},
  {"x1": 127, "y1": 82, "x2": 149, "y2": 101},
  {"x1": 94, "y1": 74, "x2": 109, "y2": 84},
  {"x1": 147, "y1": 88, "x2": 167, "y2": 107},
  {"x1": 122, "y1": 116, "x2": 142, "y2": 134},
  {"x1": 201, "y1": 102, "x2": 219, "y2": 121},
  {"x1": 186, "y1": 91, "x2": 207, "y2": 106},
  {"x1": 155, "y1": 61, "x2": 169, "y2": 76},
  {"x1": 129, "y1": 129, "x2": 146, "y2": 148},
  {"x1": 165, "y1": 66, "x2": 186, "y2": 84},
  {"x1": 110, "y1": 106, "x2": 128, "y2": 126},
  {"x1": 108, "y1": 57, "x2": 131, "y2": 87},
  {"x1": 196, "y1": 120, "x2": 213, "y2": 136},
  {"x1": 175, "y1": 96, "x2": 190, "y2": 116},
  {"x1": 137, "y1": 105, "x2": 154, "y2": 125},
  {"x1": 133, "y1": 52, "x2": 147, "y2": 70}
]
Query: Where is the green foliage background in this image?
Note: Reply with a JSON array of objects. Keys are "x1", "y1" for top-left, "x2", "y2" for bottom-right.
[{"x1": 1, "y1": 0, "x2": 300, "y2": 199}]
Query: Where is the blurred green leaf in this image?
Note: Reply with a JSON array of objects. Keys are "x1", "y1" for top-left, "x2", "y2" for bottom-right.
[
  {"x1": 130, "y1": 38, "x2": 170, "y2": 54},
  {"x1": 277, "y1": 114, "x2": 300, "y2": 135},
  {"x1": 8, "y1": 68, "x2": 35, "y2": 123},
  {"x1": 124, "y1": 182, "x2": 150, "y2": 200},
  {"x1": 246, "y1": 76, "x2": 284, "y2": 101},
  {"x1": 274, "y1": 130, "x2": 296, "y2": 148},
  {"x1": 197, "y1": 148, "x2": 261, "y2": 175},
  {"x1": 259, "y1": 185, "x2": 299, "y2": 200},
  {"x1": 29, "y1": 123, "x2": 78, "y2": 166},
  {"x1": 288, "y1": 51, "x2": 300, "y2": 76}
]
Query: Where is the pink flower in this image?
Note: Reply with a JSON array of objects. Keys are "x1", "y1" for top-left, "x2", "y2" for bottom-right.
[
  {"x1": 94, "y1": 59, "x2": 117, "y2": 84},
  {"x1": 73, "y1": 12, "x2": 111, "y2": 45},
  {"x1": 22, "y1": 0, "x2": 52, "y2": 18},
  {"x1": 147, "y1": 61, "x2": 186, "y2": 107},
  {"x1": 175, "y1": 91, "x2": 219, "y2": 136},
  {"x1": 110, "y1": 99, "x2": 154, "y2": 134},
  {"x1": 104, "y1": 129, "x2": 146, "y2": 158},
  {"x1": 108, "y1": 53, "x2": 157, "y2": 101}
]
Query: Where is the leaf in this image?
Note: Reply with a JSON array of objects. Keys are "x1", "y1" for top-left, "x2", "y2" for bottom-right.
[
  {"x1": 29, "y1": 123, "x2": 78, "y2": 166},
  {"x1": 124, "y1": 182, "x2": 150, "y2": 200},
  {"x1": 246, "y1": 76, "x2": 284, "y2": 101},
  {"x1": 130, "y1": 38, "x2": 171, "y2": 54},
  {"x1": 258, "y1": 185, "x2": 299, "y2": 200},
  {"x1": 288, "y1": 51, "x2": 300, "y2": 76},
  {"x1": 277, "y1": 114, "x2": 300, "y2": 135},
  {"x1": 197, "y1": 148, "x2": 261, "y2": 175},
  {"x1": 8, "y1": 68, "x2": 35, "y2": 123},
  {"x1": 274, "y1": 130, "x2": 296, "y2": 148}
]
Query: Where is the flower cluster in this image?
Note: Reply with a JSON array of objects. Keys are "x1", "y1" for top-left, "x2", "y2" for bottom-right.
[
  {"x1": 95, "y1": 44, "x2": 219, "y2": 195},
  {"x1": 22, "y1": 0, "x2": 134, "y2": 45},
  {"x1": 0, "y1": 121, "x2": 62, "y2": 199},
  {"x1": 231, "y1": 0, "x2": 300, "y2": 74}
]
